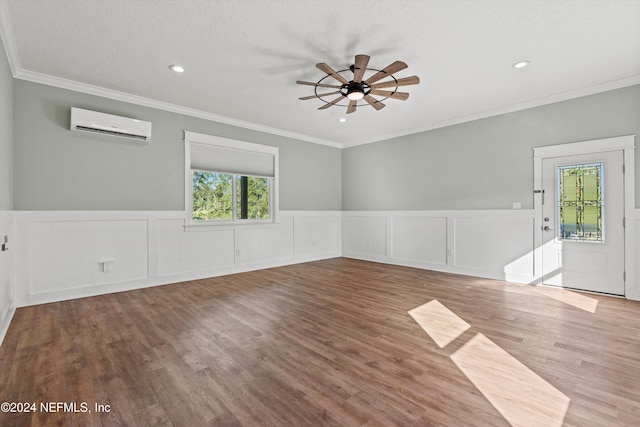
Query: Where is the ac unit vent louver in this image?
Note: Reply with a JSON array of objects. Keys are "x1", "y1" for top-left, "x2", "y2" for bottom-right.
[{"x1": 70, "y1": 108, "x2": 152, "y2": 141}]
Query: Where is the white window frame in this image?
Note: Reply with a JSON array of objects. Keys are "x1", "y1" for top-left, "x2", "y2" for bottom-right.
[{"x1": 184, "y1": 131, "x2": 279, "y2": 229}]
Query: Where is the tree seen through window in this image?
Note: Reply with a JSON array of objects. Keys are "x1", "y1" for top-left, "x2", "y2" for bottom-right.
[{"x1": 192, "y1": 171, "x2": 269, "y2": 221}]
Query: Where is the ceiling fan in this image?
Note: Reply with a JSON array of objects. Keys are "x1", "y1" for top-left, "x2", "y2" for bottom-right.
[{"x1": 296, "y1": 54, "x2": 420, "y2": 114}]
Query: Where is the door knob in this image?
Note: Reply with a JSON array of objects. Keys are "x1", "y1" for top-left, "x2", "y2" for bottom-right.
[{"x1": 543, "y1": 226, "x2": 553, "y2": 231}]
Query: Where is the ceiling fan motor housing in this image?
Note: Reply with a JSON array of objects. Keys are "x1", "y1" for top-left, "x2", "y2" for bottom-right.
[{"x1": 344, "y1": 81, "x2": 370, "y2": 99}]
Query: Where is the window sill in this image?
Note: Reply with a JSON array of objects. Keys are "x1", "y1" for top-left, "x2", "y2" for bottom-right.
[{"x1": 183, "y1": 220, "x2": 278, "y2": 232}]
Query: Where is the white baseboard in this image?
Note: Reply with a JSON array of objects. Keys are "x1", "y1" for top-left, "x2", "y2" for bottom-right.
[
  {"x1": 18, "y1": 254, "x2": 342, "y2": 307},
  {"x1": 343, "y1": 253, "x2": 538, "y2": 285},
  {"x1": 0, "y1": 300, "x2": 15, "y2": 347}
]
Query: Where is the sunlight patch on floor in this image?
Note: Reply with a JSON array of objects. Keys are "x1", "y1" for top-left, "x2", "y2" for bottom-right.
[
  {"x1": 451, "y1": 333, "x2": 570, "y2": 427},
  {"x1": 533, "y1": 286, "x2": 598, "y2": 313},
  {"x1": 408, "y1": 300, "x2": 470, "y2": 348}
]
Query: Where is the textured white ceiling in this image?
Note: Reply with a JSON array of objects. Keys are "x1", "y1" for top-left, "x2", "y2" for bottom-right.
[{"x1": 1, "y1": 0, "x2": 639, "y2": 147}]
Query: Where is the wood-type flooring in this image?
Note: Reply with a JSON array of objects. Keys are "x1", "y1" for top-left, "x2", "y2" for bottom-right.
[{"x1": 1, "y1": 258, "x2": 639, "y2": 426}]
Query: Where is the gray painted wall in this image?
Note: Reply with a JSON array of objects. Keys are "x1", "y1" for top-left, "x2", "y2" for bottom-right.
[
  {"x1": 342, "y1": 85, "x2": 640, "y2": 211},
  {"x1": 13, "y1": 80, "x2": 342, "y2": 211},
  {"x1": 0, "y1": 37, "x2": 12, "y2": 210}
]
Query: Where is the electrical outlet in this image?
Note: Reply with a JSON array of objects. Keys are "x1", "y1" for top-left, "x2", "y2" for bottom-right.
[{"x1": 98, "y1": 258, "x2": 115, "y2": 272}]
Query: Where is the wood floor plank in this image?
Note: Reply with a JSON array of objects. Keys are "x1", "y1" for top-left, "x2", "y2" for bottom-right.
[{"x1": 1, "y1": 258, "x2": 639, "y2": 426}]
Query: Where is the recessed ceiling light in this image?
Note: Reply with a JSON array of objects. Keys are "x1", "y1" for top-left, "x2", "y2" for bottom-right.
[
  {"x1": 338, "y1": 118, "x2": 347, "y2": 123},
  {"x1": 513, "y1": 61, "x2": 530, "y2": 69},
  {"x1": 169, "y1": 64, "x2": 185, "y2": 73}
]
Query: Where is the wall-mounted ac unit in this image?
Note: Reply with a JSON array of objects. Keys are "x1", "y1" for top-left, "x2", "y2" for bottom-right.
[{"x1": 70, "y1": 107, "x2": 152, "y2": 141}]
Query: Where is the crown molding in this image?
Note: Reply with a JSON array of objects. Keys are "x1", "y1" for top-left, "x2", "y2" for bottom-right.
[
  {"x1": 0, "y1": 0, "x2": 21, "y2": 76},
  {"x1": 341, "y1": 75, "x2": 640, "y2": 148}
]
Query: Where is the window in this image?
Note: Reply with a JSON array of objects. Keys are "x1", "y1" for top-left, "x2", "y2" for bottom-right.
[
  {"x1": 185, "y1": 131, "x2": 278, "y2": 225},
  {"x1": 191, "y1": 172, "x2": 270, "y2": 221}
]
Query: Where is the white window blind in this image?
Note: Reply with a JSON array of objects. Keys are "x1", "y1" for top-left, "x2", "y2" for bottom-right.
[{"x1": 190, "y1": 142, "x2": 275, "y2": 177}]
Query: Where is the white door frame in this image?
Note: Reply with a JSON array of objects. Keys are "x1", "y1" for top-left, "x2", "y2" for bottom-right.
[{"x1": 533, "y1": 135, "x2": 636, "y2": 298}]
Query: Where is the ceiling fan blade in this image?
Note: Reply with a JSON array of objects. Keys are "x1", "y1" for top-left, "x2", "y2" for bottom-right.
[
  {"x1": 364, "y1": 61, "x2": 408, "y2": 85},
  {"x1": 370, "y1": 75, "x2": 420, "y2": 89},
  {"x1": 318, "y1": 94, "x2": 346, "y2": 110},
  {"x1": 370, "y1": 89, "x2": 410, "y2": 100},
  {"x1": 296, "y1": 80, "x2": 343, "y2": 89},
  {"x1": 363, "y1": 95, "x2": 385, "y2": 111},
  {"x1": 353, "y1": 54, "x2": 370, "y2": 83},
  {"x1": 346, "y1": 100, "x2": 357, "y2": 114},
  {"x1": 298, "y1": 91, "x2": 341, "y2": 100},
  {"x1": 316, "y1": 63, "x2": 349, "y2": 85}
]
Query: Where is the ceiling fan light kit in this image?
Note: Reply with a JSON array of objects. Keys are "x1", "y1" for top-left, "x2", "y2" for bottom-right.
[
  {"x1": 346, "y1": 82, "x2": 366, "y2": 101},
  {"x1": 297, "y1": 54, "x2": 420, "y2": 114}
]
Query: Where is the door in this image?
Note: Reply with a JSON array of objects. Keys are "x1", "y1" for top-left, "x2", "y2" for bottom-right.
[{"x1": 541, "y1": 151, "x2": 625, "y2": 295}]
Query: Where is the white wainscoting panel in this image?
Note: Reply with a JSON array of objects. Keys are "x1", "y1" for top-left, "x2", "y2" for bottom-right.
[
  {"x1": 27, "y1": 220, "x2": 149, "y2": 294},
  {"x1": 454, "y1": 216, "x2": 535, "y2": 281},
  {"x1": 343, "y1": 210, "x2": 537, "y2": 284},
  {"x1": 630, "y1": 211, "x2": 640, "y2": 300},
  {"x1": 13, "y1": 211, "x2": 342, "y2": 307},
  {"x1": 344, "y1": 215, "x2": 387, "y2": 258},
  {"x1": 156, "y1": 219, "x2": 235, "y2": 277},
  {"x1": 236, "y1": 217, "x2": 294, "y2": 267},
  {"x1": 391, "y1": 216, "x2": 448, "y2": 266},
  {"x1": 293, "y1": 215, "x2": 341, "y2": 260}
]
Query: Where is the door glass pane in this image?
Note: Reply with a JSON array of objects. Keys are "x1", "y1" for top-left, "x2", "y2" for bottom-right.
[
  {"x1": 562, "y1": 175, "x2": 577, "y2": 201},
  {"x1": 557, "y1": 163, "x2": 604, "y2": 242}
]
